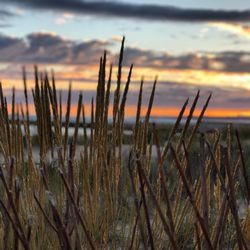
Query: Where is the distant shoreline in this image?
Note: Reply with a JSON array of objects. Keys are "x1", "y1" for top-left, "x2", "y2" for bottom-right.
[{"x1": 21, "y1": 115, "x2": 250, "y2": 125}]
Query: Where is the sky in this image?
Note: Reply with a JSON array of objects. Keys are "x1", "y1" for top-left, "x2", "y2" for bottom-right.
[{"x1": 0, "y1": 0, "x2": 250, "y2": 118}]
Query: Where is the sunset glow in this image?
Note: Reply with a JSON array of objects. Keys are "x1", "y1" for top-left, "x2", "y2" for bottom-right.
[{"x1": 1, "y1": 0, "x2": 250, "y2": 118}]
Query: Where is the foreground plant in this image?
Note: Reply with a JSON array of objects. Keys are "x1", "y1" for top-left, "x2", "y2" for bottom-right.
[{"x1": 0, "y1": 38, "x2": 249, "y2": 249}]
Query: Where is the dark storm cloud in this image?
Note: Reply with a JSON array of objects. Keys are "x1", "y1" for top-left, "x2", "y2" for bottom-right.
[
  {"x1": 1, "y1": 32, "x2": 250, "y2": 73},
  {"x1": 0, "y1": 32, "x2": 110, "y2": 65},
  {"x1": 2, "y1": 0, "x2": 250, "y2": 22},
  {"x1": 0, "y1": 9, "x2": 15, "y2": 27},
  {"x1": 0, "y1": 10, "x2": 14, "y2": 19},
  {"x1": 122, "y1": 47, "x2": 250, "y2": 73},
  {"x1": 0, "y1": 34, "x2": 22, "y2": 48}
]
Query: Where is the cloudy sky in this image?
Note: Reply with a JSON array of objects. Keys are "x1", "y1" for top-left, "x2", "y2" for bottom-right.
[{"x1": 1, "y1": 0, "x2": 250, "y2": 117}]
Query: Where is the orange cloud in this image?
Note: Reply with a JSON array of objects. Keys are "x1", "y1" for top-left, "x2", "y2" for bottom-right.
[
  {"x1": 209, "y1": 22, "x2": 250, "y2": 39},
  {"x1": 4, "y1": 66, "x2": 250, "y2": 92},
  {"x1": 133, "y1": 67, "x2": 250, "y2": 90},
  {"x1": 2, "y1": 61, "x2": 250, "y2": 119}
]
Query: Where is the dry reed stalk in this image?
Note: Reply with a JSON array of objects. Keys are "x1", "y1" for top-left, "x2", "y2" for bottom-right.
[
  {"x1": 242, "y1": 206, "x2": 250, "y2": 245},
  {"x1": 135, "y1": 155, "x2": 179, "y2": 249},
  {"x1": 141, "y1": 78, "x2": 157, "y2": 156},
  {"x1": 172, "y1": 94, "x2": 201, "y2": 219},
  {"x1": 212, "y1": 184, "x2": 230, "y2": 248},
  {"x1": 95, "y1": 57, "x2": 103, "y2": 134},
  {"x1": 224, "y1": 150, "x2": 248, "y2": 249},
  {"x1": 236, "y1": 130, "x2": 250, "y2": 202},
  {"x1": 63, "y1": 83, "x2": 72, "y2": 161},
  {"x1": 103, "y1": 64, "x2": 112, "y2": 138},
  {"x1": 128, "y1": 200, "x2": 142, "y2": 250},
  {"x1": 134, "y1": 79, "x2": 144, "y2": 148},
  {"x1": 194, "y1": 222, "x2": 202, "y2": 250},
  {"x1": 81, "y1": 105, "x2": 88, "y2": 163},
  {"x1": 80, "y1": 153, "x2": 94, "y2": 233},
  {"x1": 209, "y1": 149, "x2": 243, "y2": 248},
  {"x1": 0, "y1": 199, "x2": 30, "y2": 250},
  {"x1": 33, "y1": 192, "x2": 58, "y2": 233},
  {"x1": 72, "y1": 93, "x2": 83, "y2": 156},
  {"x1": 199, "y1": 133, "x2": 209, "y2": 244},
  {"x1": 176, "y1": 90, "x2": 200, "y2": 152},
  {"x1": 159, "y1": 97, "x2": 189, "y2": 166},
  {"x1": 58, "y1": 169, "x2": 95, "y2": 249},
  {"x1": 113, "y1": 37, "x2": 125, "y2": 124},
  {"x1": 0, "y1": 164, "x2": 29, "y2": 249},
  {"x1": 137, "y1": 153, "x2": 155, "y2": 249},
  {"x1": 127, "y1": 152, "x2": 148, "y2": 249},
  {"x1": 171, "y1": 94, "x2": 211, "y2": 228},
  {"x1": 187, "y1": 93, "x2": 212, "y2": 150},
  {"x1": 119, "y1": 64, "x2": 133, "y2": 125},
  {"x1": 152, "y1": 124, "x2": 176, "y2": 239},
  {"x1": 170, "y1": 145, "x2": 213, "y2": 248},
  {"x1": 46, "y1": 192, "x2": 72, "y2": 250}
]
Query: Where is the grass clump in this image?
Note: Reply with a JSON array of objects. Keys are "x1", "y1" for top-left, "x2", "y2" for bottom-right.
[{"x1": 0, "y1": 37, "x2": 249, "y2": 249}]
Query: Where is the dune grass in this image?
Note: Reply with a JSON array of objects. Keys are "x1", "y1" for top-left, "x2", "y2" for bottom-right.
[{"x1": 0, "y1": 37, "x2": 249, "y2": 249}]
